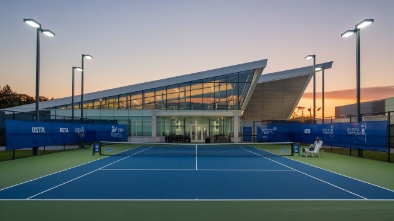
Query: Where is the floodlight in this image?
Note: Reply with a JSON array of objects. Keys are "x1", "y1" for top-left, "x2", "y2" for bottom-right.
[
  {"x1": 356, "y1": 19, "x2": 374, "y2": 29},
  {"x1": 41, "y1": 29, "x2": 55, "y2": 37},
  {"x1": 73, "y1": 67, "x2": 83, "y2": 71},
  {"x1": 341, "y1": 30, "x2": 355, "y2": 38},
  {"x1": 83, "y1": 54, "x2": 93, "y2": 60},
  {"x1": 23, "y1": 18, "x2": 41, "y2": 28},
  {"x1": 305, "y1": 55, "x2": 315, "y2": 60}
]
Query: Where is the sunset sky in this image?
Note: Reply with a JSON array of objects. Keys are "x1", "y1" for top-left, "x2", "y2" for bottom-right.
[{"x1": 1, "y1": 0, "x2": 394, "y2": 117}]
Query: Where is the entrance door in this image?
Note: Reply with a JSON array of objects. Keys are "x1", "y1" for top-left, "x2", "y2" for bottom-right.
[{"x1": 190, "y1": 124, "x2": 204, "y2": 142}]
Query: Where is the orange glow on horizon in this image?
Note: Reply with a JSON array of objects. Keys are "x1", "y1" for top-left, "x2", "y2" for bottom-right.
[{"x1": 295, "y1": 97, "x2": 358, "y2": 119}]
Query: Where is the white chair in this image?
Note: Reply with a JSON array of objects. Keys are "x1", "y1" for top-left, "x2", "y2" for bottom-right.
[{"x1": 305, "y1": 141, "x2": 323, "y2": 157}]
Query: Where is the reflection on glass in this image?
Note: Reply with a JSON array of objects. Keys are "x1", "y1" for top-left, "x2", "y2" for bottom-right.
[{"x1": 55, "y1": 69, "x2": 257, "y2": 111}]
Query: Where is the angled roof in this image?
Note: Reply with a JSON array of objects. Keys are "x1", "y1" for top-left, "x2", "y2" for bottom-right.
[
  {"x1": 4, "y1": 59, "x2": 268, "y2": 112},
  {"x1": 259, "y1": 61, "x2": 333, "y2": 83},
  {"x1": 243, "y1": 61, "x2": 333, "y2": 121}
]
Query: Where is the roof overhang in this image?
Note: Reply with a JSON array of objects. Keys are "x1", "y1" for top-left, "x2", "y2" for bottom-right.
[
  {"x1": 259, "y1": 61, "x2": 333, "y2": 83},
  {"x1": 243, "y1": 61, "x2": 333, "y2": 121},
  {"x1": 3, "y1": 59, "x2": 268, "y2": 113}
]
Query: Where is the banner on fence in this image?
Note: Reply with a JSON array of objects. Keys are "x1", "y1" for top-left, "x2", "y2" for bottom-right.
[
  {"x1": 5, "y1": 120, "x2": 127, "y2": 150},
  {"x1": 257, "y1": 121, "x2": 387, "y2": 152},
  {"x1": 256, "y1": 124, "x2": 291, "y2": 142}
]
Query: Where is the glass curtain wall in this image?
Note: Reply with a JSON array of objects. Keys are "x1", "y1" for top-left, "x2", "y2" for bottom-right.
[
  {"x1": 55, "y1": 69, "x2": 258, "y2": 112},
  {"x1": 129, "y1": 116, "x2": 152, "y2": 136},
  {"x1": 157, "y1": 116, "x2": 233, "y2": 142}
]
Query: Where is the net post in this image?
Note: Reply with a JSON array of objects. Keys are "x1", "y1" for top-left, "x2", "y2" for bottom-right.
[
  {"x1": 93, "y1": 142, "x2": 101, "y2": 155},
  {"x1": 291, "y1": 142, "x2": 294, "y2": 156}
]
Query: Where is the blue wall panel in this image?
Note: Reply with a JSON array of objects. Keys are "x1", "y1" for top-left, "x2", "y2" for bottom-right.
[{"x1": 243, "y1": 127, "x2": 253, "y2": 141}]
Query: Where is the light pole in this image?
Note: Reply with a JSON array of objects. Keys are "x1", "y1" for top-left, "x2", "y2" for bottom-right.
[
  {"x1": 305, "y1": 55, "x2": 316, "y2": 123},
  {"x1": 315, "y1": 66, "x2": 325, "y2": 123},
  {"x1": 341, "y1": 19, "x2": 374, "y2": 123},
  {"x1": 81, "y1": 54, "x2": 93, "y2": 122},
  {"x1": 72, "y1": 67, "x2": 83, "y2": 121},
  {"x1": 23, "y1": 18, "x2": 55, "y2": 121}
]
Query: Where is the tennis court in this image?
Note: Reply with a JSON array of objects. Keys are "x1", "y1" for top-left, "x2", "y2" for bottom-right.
[{"x1": 1, "y1": 143, "x2": 394, "y2": 201}]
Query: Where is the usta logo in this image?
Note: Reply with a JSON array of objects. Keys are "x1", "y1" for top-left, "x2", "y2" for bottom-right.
[{"x1": 32, "y1": 127, "x2": 45, "y2": 133}]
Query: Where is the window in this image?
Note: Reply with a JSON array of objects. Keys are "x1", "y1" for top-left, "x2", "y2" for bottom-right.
[
  {"x1": 143, "y1": 89, "x2": 155, "y2": 110},
  {"x1": 155, "y1": 87, "x2": 167, "y2": 110},
  {"x1": 119, "y1": 94, "x2": 129, "y2": 109},
  {"x1": 202, "y1": 78, "x2": 214, "y2": 110},
  {"x1": 191, "y1": 80, "x2": 203, "y2": 110},
  {"x1": 179, "y1": 82, "x2": 191, "y2": 110},
  {"x1": 167, "y1": 84, "x2": 179, "y2": 110},
  {"x1": 131, "y1": 92, "x2": 142, "y2": 109}
]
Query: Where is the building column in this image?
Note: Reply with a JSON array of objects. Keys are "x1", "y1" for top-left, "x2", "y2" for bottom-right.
[
  {"x1": 152, "y1": 110, "x2": 157, "y2": 142},
  {"x1": 233, "y1": 111, "x2": 242, "y2": 143}
]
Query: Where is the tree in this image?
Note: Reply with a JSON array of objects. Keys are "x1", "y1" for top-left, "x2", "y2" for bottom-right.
[
  {"x1": 0, "y1": 85, "x2": 49, "y2": 109},
  {"x1": 18, "y1": 93, "x2": 35, "y2": 105},
  {"x1": 0, "y1": 85, "x2": 18, "y2": 109}
]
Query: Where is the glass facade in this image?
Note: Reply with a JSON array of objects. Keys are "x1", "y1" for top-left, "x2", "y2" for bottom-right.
[
  {"x1": 157, "y1": 116, "x2": 233, "y2": 142},
  {"x1": 52, "y1": 68, "x2": 259, "y2": 140},
  {"x1": 54, "y1": 69, "x2": 258, "y2": 111},
  {"x1": 130, "y1": 116, "x2": 152, "y2": 136}
]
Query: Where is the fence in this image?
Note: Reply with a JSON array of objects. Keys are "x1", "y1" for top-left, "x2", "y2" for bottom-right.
[
  {"x1": 249, "y1": 111, "x2": 394, "y2": 163},
  {"x1": 0, "y1": 110, "x2": 122, "y2": 161}
]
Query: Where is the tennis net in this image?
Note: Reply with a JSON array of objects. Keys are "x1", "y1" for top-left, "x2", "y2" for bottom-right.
[{"x1": 97, "y1": 142, "x2": 294, "y2": 157}]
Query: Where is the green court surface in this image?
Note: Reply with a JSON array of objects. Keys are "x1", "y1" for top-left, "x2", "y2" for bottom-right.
[{"x1": 1, "y1": 148, "x2": 394, "y2": 220}]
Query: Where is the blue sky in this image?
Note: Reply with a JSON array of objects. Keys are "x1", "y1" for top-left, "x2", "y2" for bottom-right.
[{"x1": 1, "y1": 0, "x2": 394, "y2": 101}]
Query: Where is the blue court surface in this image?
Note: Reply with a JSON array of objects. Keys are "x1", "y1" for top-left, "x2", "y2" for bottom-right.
[{"x1": 1, "y1": 145, "x2": 394, "y2": 200}]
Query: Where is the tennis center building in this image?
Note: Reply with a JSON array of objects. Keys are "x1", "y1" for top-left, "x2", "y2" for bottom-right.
[{"x1": 5, "y1": 59, "x2": 333, "y2": 143}]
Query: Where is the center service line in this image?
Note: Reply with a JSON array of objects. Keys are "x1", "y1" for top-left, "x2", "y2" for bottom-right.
[{"x1": 195, "y1": 144, "x2": 198, "y2": 170}]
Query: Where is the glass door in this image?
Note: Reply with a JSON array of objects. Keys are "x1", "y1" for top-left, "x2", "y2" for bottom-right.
[{"x1": 190, "y1": 124, "x2": 204, "y2": 142}]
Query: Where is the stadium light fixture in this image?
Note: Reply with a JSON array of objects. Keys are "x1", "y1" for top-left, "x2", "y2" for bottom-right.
[
  {"x1": 24, "y1": 18, "x2": 41, "y2": 28},
  {"x1": 81, "y1": 54, "x2": 93, "y2": 122},
  {"x1": 341, "y1": 19, "x2": 374, "y2": 123},
  {"x1": 341, "y1": 30, "x2": 355, "y2": 38},
  {"x1": 356, "y1": 19, "x2": 374, "y2": 29},
  {"x1": 41, "y1": 29, "x2": 55, "y2": 37},
  {"x1": 72, "y1": 67, "x2": 83, "y2": 121},
  {"x1": 23, "y1": 18, "x2": 55, "y2": 122},
  {"x1": 305, "y1": 55, "x2": 315, "y2": 60},
  {"x1": 305, "y1": 54, "x2": 316, "y2": 123}
]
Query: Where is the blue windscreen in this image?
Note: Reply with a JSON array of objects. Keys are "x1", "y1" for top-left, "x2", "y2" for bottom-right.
[
  {"x1": 257, "y1": 121, "x2": 387, "y2": 152},
  {"x1": 5, "y1": 120, "x2": 127, "y2": 150}
]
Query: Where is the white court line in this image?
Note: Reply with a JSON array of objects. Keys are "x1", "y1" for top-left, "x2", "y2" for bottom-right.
[
  {"x1": 0, "y1": 145, "x2": 149, "y2": 192},
  {"x1": 99, "y1": 168, "x2": 295, "y2": 172},
  {"x1": 3, "y1": 198, "x2": 394, "y2": 202},
  {"x1": 100, "y1": 168, "x2": 196, "y2": 171},
  {"x1": 198, "y1": 169, "x2": 294, "y2": 172},
  {"x1": 26, "y1": 146, "x2": 153, "y2": 200},
  {"x1": 0, "y1": 156, "x2": 106, "y2": 192},
  {"x1": 286, "y1": 157, "x2": 394, "y2": 194},
  {"x1": 195, "y1": 145, "x2": 198, "y2": 170},
  {"x1": 242, "y1": 147, "x2": 368, "y2": 200}
]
